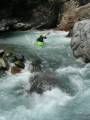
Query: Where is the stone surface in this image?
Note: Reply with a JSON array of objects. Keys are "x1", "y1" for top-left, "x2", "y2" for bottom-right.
[
  {"x1": 29, "y1": 72, "x2": 58, "y2": 94},
  {"x1": 29, "y1": 72, "x2": 77, "y2": 95},
  {"x1": 0, "y1": 0, "x2": 66, "y2": 32},
  {"x1": 58, "y1": 2, "x2": 90, "y2": 31},
  {"x1": 71, "y1": 20, "x2": 90, "y2": 63},
  {"x1": 0, "y1": 0, "x2": 89, "y2": 32}
]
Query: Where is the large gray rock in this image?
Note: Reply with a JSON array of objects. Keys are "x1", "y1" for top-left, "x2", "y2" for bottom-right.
[{"x1": 71, "y1": 19, "x2": 90, "y2": 63}]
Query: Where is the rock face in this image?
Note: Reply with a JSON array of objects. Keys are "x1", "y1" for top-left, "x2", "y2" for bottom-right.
[
  {"x1": 58, "y1": 2, "x2": 90, "y2": 31},
  {"x1": 0, "y1": 0, "x2": 89, "y2": 32},
  {"x1": 71, "y1": 20, "x2": 90, "y2": 63},
  {"x1": 0, "y1": 0, "x2": 66, "y2": 32}
]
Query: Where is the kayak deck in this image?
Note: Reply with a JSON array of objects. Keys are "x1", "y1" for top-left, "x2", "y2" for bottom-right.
[{"x1": 34, "y1": 41, "x2": 46, "y2": 47}]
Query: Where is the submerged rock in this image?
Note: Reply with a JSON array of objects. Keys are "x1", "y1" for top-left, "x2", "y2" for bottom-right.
[
  {"x1": 10, "y1": 66, "x2": 22, "y2": 74},
  {"x1": 71, "y1": 19, "x2": 90, "y2": 63},
  {"x1": 29, "y1": 55, "x2": 78, "y2": 96},
  {"x1": 29, "y1": 72, "x2": 58, "y2": 94},
  {"x1": 29, "y1": 72, "x2": 78, "y2": 95}
]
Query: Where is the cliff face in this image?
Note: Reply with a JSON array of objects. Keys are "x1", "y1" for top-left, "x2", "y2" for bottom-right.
[
  {"x1": 58, "y1": 1, "x2": 90, "y2": 31},
  {"x1": 0, "y1": 0, "x2": 65, "y2": 32},
  {"x1": 0, "y1": 0, "x2": 89, "y2": 32}
]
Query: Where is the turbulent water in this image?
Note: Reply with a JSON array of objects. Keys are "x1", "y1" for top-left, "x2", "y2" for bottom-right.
[{"x1": 0, "y1": 30, "x2": 90, "y2": 120}]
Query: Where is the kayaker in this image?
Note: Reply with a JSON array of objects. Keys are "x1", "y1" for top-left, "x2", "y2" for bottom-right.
[{"x1": 36, "y1": 35, "x2": 47, "y2": 43}]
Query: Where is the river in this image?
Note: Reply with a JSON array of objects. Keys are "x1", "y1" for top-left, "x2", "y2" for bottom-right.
[{"x1": 0, "y1": 30, "x2": 90, "y2": 120}]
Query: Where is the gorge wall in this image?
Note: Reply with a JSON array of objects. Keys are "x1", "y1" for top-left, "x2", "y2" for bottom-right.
[
  {"x1": 0, "y1": 0, "x2": 89, "y2": 32},
  {"x1": 0, "y1": 0, "x2": 65, "y2": 32}
]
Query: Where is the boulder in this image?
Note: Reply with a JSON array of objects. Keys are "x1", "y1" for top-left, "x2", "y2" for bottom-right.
[
  {"x1": 71, "y1": 19, "x2": 90, "y2": 63},
  {"x1": 10, "y1": 66, "x2": 22, "y2": 74},
  {"x1": 58, "y1": 2, "x2": 90, "y2": 32}
]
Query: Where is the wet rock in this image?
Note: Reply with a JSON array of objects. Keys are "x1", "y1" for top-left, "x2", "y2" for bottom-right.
[
  {"x1": 71, "y1": 19, "x2": 90, "y2": 63},
  {"x1": 29, "y1": 72, "x2": 77, "y2": 95},
  {"x1": 66, "y1": 29, "x2": 73, "y2": 37},
  {"x1": 11, "y1": 66, "x2": 22, "y2": 74},
  {"x1": 30, "y1": 59, "x2": 42, "y2": 73},
  {"x1": 9, "y1": 54, "x2": 25, "y2": 74},
  {"x1": 29, "y1": 72, "x2": 60, "y2": 94},
  {"x1": 28, "y1": 56, "x2": 78, "y2": 96},
  {"x1": 0, "y1": 0, "x2": 89, "y2": 32},
  {"x1": 13, "y1": 22, "x2": 32, "y2": 30}
]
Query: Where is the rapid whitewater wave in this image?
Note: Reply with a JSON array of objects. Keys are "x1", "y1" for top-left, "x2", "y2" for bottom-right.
[{"x1": 0, "y1": 30, "x2": 90, "y2": 120}]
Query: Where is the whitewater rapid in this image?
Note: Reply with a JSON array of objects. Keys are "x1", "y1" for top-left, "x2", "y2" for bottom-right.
[{"x1": 0, "y1": 30, "x2": 90, "y2": 120}]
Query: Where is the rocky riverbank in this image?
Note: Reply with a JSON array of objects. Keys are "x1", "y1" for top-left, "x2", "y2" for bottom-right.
[
  {"x1": 58, "y1": 2, "x2": 90, "y2": 32},
  {"x1": 0, "y1": 0, "x2": 89, "y2": 32},
  {"x1": 0, "y1": 0, "x2": 65, "y2": 32}
]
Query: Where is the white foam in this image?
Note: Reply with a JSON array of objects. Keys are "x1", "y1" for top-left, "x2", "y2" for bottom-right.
[{"x1": 1, "y1": 88, "x2": 72, "y2": 120}]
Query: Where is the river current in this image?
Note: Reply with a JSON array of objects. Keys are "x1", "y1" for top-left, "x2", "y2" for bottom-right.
[{"x1": 0, "y1": 30, "x2": 90, "y2": 120}]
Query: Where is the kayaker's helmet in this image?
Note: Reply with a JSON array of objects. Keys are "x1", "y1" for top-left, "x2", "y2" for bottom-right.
[
  {"x1": 38, "y1": 34, "x2": 46, "y2": 38},
  {"x1": 42, "y1": 34, "x2": 47, "y2": 39}
]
